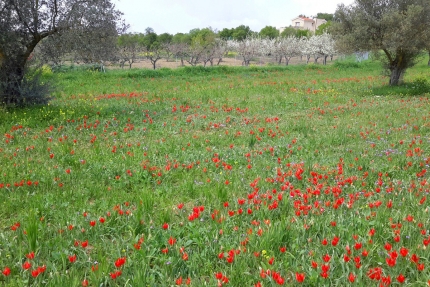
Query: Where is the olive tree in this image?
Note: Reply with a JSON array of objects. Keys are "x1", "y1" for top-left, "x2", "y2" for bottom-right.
[
  {"x1": 427, "y1": 48, "x2": 430, "y2": 66},
  {"x1": 0, "y1": 0, "x2": 124, "y2": 106},
  {"x1": 426, "y1": 34, "x2": 430, "y2": 66},
  {"x1": 331, "y1": 0, "x2": 430, "y2": 85}
]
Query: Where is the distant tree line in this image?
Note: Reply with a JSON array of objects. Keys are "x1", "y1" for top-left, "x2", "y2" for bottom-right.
[
  {"x1": 112, "y1": 28, "x2": 336, "y2": 69},
  {"x1": 69, "y1": 21, "x2": 339, "y2": 70}
]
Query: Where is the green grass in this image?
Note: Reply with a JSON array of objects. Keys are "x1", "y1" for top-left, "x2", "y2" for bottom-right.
[{"x1": 0, "y1": 58, "x2": 429, "y2": 286}]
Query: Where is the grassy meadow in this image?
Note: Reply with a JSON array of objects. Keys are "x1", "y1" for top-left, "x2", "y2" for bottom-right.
[{"x1": 0, "y1": 57, "x2": 430, "y2": 286}]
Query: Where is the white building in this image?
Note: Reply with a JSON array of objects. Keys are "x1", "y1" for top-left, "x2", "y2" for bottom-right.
[{"x1": 279, "y1": 16, "x2": 327, "y2": 34}]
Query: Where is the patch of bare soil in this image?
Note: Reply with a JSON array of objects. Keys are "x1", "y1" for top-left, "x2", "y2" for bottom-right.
[{"x1": 110, "y1": 56, "x2": 337, "y2": 70}]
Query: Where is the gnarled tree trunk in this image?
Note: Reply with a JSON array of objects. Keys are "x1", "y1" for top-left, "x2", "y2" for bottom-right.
[
  {"x1": 323, "y1": 55, "x2": 328, "y2": 65},
  {"x1": 428, "y1": 50, "x2": 430, "y2": 66},
  {"x1": 0, "y1": 55, "x2": 27, "y2": 105},
  {"x1": 389, "y1": 66, "x2": 405, "y2": 86},
  {"x1": 384, "y1": 49, "x2": 409, "y2": 86}
]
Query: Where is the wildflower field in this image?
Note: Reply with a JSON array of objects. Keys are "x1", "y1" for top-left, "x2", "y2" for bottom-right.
[{"x1": 1, "y1": 59, "x2": 430, "y2": 286}]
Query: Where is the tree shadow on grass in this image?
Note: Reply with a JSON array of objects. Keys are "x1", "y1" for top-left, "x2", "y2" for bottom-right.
[{"x1": 372, "y1": 77, "x2": 430, "y2": 96}]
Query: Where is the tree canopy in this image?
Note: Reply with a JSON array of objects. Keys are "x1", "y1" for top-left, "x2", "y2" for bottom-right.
[
  {"x1": 259, "y1": 26, "x2": 280, "y2": 39},
  {"x1": 0, "y1": 0, "x2": 124, "y2": 106},
  {"x1": 219, "y1": 25, "x2": 254, "y2": 41},
  {"x1": 316, "y1": 13, "x2": 334, "y2": 21},
  {"x1": 315, "y1": 21, "x2": 332, "y2": 35},
  {"x1": 280, "y1": 27, "x2": 297, "y2": 38},
  {"x1": 331, "y1": 0, "x2": 430, "y2": 85}
]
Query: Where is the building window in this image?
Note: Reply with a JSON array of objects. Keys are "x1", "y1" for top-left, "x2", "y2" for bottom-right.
[{"x1": 295, "y1": 22, "x2": 300, "y2": 26}]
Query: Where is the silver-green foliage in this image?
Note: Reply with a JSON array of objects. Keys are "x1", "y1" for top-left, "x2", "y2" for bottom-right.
[
  {"x1": 0, "y1": 0, "x2": 124, "y2": 106},
  {"x1": 331, "y1": 0, "x2": 430, "y2": 85}
]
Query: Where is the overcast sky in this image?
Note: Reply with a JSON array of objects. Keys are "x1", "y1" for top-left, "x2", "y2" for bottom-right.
[{"x1": 113, "y1": 0, "x2": 355, "y2": 35}]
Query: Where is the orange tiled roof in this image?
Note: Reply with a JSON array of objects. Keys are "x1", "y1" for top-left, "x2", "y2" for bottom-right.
[{"x1": 300, "y1": 17, "x2": 314, "y2": 22}]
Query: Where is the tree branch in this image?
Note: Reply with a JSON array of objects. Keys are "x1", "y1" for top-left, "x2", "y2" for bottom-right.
[
  {"x1": 33, "y1": 0, "x2": 39, "y2": 34},
  {"x1": 11, "y1": 1, "x2": 35, "y2": 35},
  {"x1": 51, "y1": 0, "x2": 58, "y2": 30},
  {"x1": 382, "y1": 48, "x2": 394, "y2": 65}
]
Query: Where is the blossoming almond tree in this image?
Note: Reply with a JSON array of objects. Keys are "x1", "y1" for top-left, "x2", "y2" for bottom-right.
[
  {"x1": 228, "y1": 36, "x2": 261, "y2": 66},
  {"x1": 300, "y1": 37, "x2": 315, "y2": 64},
  {"x1": 275, "y1": 36, "x2": 301, "y2": 65},
  {"x1": 309, "y1": 33, "x2": 337, "y2": 65}
]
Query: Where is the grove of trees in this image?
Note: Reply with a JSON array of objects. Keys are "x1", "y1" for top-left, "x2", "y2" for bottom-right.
[
  {"x1": 1, "y1": 0, "x2": 429, "y2": 106},
  {"x1": 115, "y1": 30, "x2": 336, "y2": 68},
  {"x1": 114, "y1": 21, "x2": 336, "y2": 71}
]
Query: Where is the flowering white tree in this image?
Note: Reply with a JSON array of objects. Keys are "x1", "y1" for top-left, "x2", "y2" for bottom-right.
[
  {"x1": 272, "y1": 39, "x2": 284, "y2": 64},
  {"x1": 306, "y1": 34, "x2": 336, "y2": 65},
  {"x1": 138, "y1": 33, "x2": 336, "y2": 68},
  {"x1": 228, "y1": 34, "x2": 336, "y2": 66},
  {"x1": 228, "y1": 36, "x2": 261, "y2": 66},
  {"x1": 300, "y1": 37, "x2": 314, "y2": 64},
  {"x1": 258, "y1": 38, "x2": 275, "y2": 64},
  {"x1": 298, "y1": 34, "x2": 336, "y2": 65},
  {"x1": 275, "y1": 36, "x2": 301, "y2": 65},
  {"x1": 318, "y1": 33, "x2": 336, "y2": 65}
]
